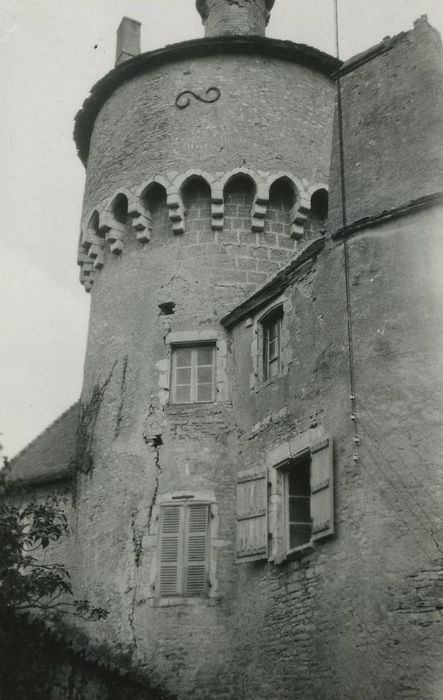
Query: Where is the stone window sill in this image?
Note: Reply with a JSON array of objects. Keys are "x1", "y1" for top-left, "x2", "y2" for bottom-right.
[
  {"x1": 151, "y1": 597, "x2": 220, "y2": 608},
  {"x1": 274, "y1": 542, "x2": 315, "y2": 565},
  {"x1": 165, "y1": 401, "x2": 227, "y2": 413},
  {"x1": 252, "y1": 371, "x2": 288, "y2": 393}
]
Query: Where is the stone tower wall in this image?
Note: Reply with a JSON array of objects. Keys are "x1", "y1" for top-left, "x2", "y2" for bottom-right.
[
  {"x1": 82, "y1": 53, "x2": 333, "y2": 214},
  {"x1": 71, "y1": 44, "x2": 336, "y2": 698}
]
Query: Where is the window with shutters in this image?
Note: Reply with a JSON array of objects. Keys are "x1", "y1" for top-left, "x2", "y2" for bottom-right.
[
  {"x1": 283, "y1": 453, "x2": 312, "y2": 551},
  {"x1": 274, "y1": 433, "x2": 334, "y2": 561},
  {"x1": 170, "y1": 344, "x2": 215, "y2": 404},
  {"x1": 157, "y1": 502, "x2": 210, "y2": 598},
  {"x1": 236, "y1": 430, "x2": 334, "y2": 564}
]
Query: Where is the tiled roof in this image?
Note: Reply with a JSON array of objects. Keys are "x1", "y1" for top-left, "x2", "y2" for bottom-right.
[{"x1": 4, "y1": 402, "x2": 80, "y2": 489}]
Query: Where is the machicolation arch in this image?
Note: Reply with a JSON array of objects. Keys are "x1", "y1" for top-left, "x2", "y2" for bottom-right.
[{"x1": 77, "y1": 170, "x2": 322, "y2": 291}]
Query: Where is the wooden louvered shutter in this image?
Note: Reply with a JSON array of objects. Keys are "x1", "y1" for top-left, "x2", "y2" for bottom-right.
[
  {"x1": 310, "y1": 436, "x2": 334, "y2": 541},
  {"x1": 184, "y1": 504, "x2": 209, "y2": 596},
  {"x1": 236, "y1": 469, "x2": 268, "y2": 562},
  {"x1": 159, "y1": 505, "x2": 183, "y2": 596}
]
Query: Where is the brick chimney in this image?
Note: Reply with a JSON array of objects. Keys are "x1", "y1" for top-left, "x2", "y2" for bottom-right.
[
  {"x1": 115, "y1": 17, "x2": 141, "y2": 66},
  {"x1": 196, "y1": 0, "x2": 275, "y2": 37}
]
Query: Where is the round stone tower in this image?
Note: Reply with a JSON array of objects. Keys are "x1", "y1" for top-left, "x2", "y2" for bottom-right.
[
  {"x1": 72, "y1": 2, "x2": 339, "y2": 696},
  {"x1": 196, "y1": 0, "x2": 275, "y2": 36}
]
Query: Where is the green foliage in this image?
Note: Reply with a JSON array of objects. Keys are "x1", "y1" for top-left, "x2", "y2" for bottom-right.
[{"x1": 0, "y1": 495, "x2": 108, "y2": 621}]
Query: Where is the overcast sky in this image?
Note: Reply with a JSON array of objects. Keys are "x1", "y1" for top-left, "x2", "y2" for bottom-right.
[{"x1": 1, "y1": 0, "x2": 442, "y2": 459}]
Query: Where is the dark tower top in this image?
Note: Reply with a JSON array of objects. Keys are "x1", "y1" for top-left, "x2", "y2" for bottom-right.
[{"x1": 196, "y1": 0, "x2": 275, "y2": 37}]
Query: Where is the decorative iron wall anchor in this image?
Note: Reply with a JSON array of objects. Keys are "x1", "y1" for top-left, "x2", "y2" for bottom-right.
[{"x1": 175, "y1": 87, "x2": 221, "y2": 110}]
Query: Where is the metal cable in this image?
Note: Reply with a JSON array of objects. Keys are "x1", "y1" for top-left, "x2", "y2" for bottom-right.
[{"x1": 334, "y1": 0, "x2": 360, "y2": 458}]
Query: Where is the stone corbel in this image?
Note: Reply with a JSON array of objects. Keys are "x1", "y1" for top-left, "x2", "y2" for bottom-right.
[
  {"x1": 79, "y1": 259, "x2": 95, "y2": 292},
  {"x1": 92, "y1": 248, "x2": 105, "y2": 270},
  {"x1": 291, "y1": 193, "x2": 311, "y2": 240},
  {"x1": 167, "y1": 192, "x2": 185, "y2": 235},
  {"x1": 211, "y1": 186, "x2": 224, "y2": 231},
  {"x1": 99, "y1": 212, "x2": 125, "y2": 254},
  {"x1": 251, "y1": 185, "x2": 270, "y2": 232},
  {"x1": 132, "y1": 212, "x2": 152, "y2": 242},
  {"x1": 83, "y1": 230, "x2": 106, "y2": 267},
  {"x1": 127, "y1": 196, "x2": 152, "y2": 243}
]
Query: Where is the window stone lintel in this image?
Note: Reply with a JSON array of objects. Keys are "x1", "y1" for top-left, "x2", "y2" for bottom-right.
[
  {"x1": 158, "y1": 490, "x2": 216, "y2": 504},
  {"x1": 166, "y1": 329, "x2": 219, "y2": 345},
  {"x1": 266, "y1": 426, "x2": 326, "y2": 468}
]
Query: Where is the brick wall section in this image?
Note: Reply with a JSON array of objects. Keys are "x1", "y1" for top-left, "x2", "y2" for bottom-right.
[
  {"x1": 145, "y1": 187, "x2": 170, "y2": 244},
  {"x1": 221, "y1": 177, "x2": 299, "y2": 287},
  {"x1": 198, "y1": 0, "x2": 269, "y2": 37},
  {"x1": 329, "y1": 18, "x2": 443, "y2": 231}
]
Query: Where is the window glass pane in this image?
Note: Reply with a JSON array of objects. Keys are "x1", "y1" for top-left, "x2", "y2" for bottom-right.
[
  {"x1": 289, "y1": 524, "x2": 311, "y2": 549},
  {"x1": 262, "y1": 311, "x2": 282, "y2": 382},
  {"x1": 197, "y1": 383, "x2": 213, "y2": 402},
  {"x1": 288, "y1": 460, "x2": 310, "y2": 496},
  {"x1": 268, "y1": 321, "x2": 279, "y2": 342},
  {"x1": 268, "y1": 358, "x2": 279, "y2": 378},
  {"x1": 197, "y1": 366, "x2": 213, "y2": 384},
  {"x1": 176, "y1": 367, "x2": 191, "y2": 385},
  {"x1": 175, "y1": 348, "x2": 192, "y2": 367},
  {"x1": 289, "y1": 496, "x2": 311, "y2": 523},
  {"x1": 197, "y1": 346, "x2": 213, "y2": 366},
  {"x1": 268, "y1": 338, "x2": 278, "y2": 361},
  {"x1": 175, "y1": 385, "x2": 192, "y2": 403}
]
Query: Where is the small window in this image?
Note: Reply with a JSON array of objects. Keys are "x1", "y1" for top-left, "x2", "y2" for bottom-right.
[
  {"x1": 283, "y1": 454, "x2": 312, "y2": 552},
  {"x1": 262, "y1": 307, "x2": 283, "y2": 381},
  {"x1": 171, "y1": 344, "x2": 215, "y2": 404},
  {"x1": 158, "y1": 502, "x2": 210, "y2": 598}
]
